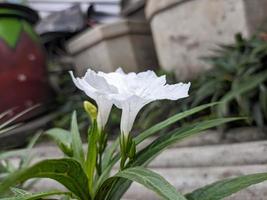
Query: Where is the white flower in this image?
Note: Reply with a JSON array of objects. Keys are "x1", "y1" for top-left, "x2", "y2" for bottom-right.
[
  {"x1": 70, "y1": 70, "x2": 117, "y2": 130},
  {"x1": 99, "y1": 68, "x2": 191, "y2": 136}
]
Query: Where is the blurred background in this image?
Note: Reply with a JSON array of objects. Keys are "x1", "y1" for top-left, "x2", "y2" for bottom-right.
[{"x1": 0, "y1": 1, "x2": 267, "y2": 199}]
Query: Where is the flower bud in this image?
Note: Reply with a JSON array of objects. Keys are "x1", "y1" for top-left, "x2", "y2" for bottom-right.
[{"x1": 83, "y1": 101, "x2": 97, "y2": 121}]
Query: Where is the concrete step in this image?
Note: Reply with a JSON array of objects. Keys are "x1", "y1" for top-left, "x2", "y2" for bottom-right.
[
  {"x1": 149, "y1": 141, "x2": 267, "y2": 168},
  {"x1": 22, "y1": 141, "x2": 267, "y2": 168}
]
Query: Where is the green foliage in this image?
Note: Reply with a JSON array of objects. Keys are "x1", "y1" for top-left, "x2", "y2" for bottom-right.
[
  {"x1": 0, "y1": 159, "x2": 90, "y2": 200},
  {"x1": 190, "y1": 34, "x2": 267, "y2": 129},
  {"x1": 0, "y1": 190, "x2": 70, "y2": 200},
  {"x1": 134, "y1": 34, "x2": 267, "y2": 132},
  {"x1": 0, "y1": 104, "x2": 266, "y2": 200},
  {"x1": 96, "y1": 167, "x2": 187, "y2": 200},
  {"x1": 70, "y1": 111, "x2": 85, "y2": 165},
  {"x1": 0, "y1": 108, "x2": 42, "y2": 194},
  {"x1": 135, "y1": 102, "x2": 219, "y2": 144},
  {"x1": 86, "y1": 120, "x2": 98, "y2": 196},
  {"x1": 45, "y1": 128, "x2": 73, "y2": 156},
  {"x1": 186, "y1": 173, "x2": 267, "y2": 200}
]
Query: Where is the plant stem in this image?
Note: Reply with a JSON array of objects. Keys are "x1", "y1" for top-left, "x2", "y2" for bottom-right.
[{"x1": 96, "y1": 152, "x2": 102, "y2": 176}]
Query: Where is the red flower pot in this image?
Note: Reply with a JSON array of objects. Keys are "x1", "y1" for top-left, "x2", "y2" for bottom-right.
[{"x1": 0, "y1": 3, "x2": 51, "y2": 120}]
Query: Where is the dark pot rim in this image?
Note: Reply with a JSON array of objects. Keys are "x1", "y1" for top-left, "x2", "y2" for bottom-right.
[{"x1": 0, "y1": 3, "x2": 39, "y2": 25}]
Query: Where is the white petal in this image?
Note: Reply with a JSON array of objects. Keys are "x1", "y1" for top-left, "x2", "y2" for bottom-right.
[
  {"x1": 69, "y1": 71, "x2": 84, "y2": 91},
  {"x1": 96, "y1": 95, "x2": 113, "y2": 130},
  {"x1": 136, "y1": 70, "x2": 157, "y2": 79},
  {"x1": 70, "y1": 70, "x2": 115, "y2": 130},
  {"x1": 115, "y1": 67, "x2": 125, "y2": 74},
  {"x1": 156, "y1": 82, "x2": 191, "y2": 100},
  {"x1": 119, "y1": 96, "x2": 148, "y2": 135},
  {"x1": 84, "y1": 69, "x2": 117, "y2": 93}
]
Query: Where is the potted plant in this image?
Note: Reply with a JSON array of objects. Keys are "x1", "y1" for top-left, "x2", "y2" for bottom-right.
[{"x1": 0, "y1": 1, "x2": 51, "y2": 120}]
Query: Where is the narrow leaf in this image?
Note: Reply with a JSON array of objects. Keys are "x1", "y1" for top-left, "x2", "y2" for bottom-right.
[
  {"x1": 70, "y1": 111, "x2": 85, "y2": 165},
  {"x1": 96, "y1": 167, "x2": 187, "y2": 200},
  {"x1": 106, "y1": 117, "x2": 243, "y2": 200},
  {"x1": 134, "y1": 118, "x2": 243, "y2": 166},
  {"x1": 259, "y1": 85, "x2": 267, "y2": 118},
  {"x1": 221, "y1": 71, "x2": 267, "y2": 103},
  {"x1": 95, "y1": 138, "x2": 120, "y2": 190},
  {"x1": 45, "y1": 128, "x2": 73, "y2": 156},
  {"x1": 186, "y1": 173, "x2": 267, "y2": 200},
  {"x1": 1, "y1": 190, "x2": 70, "y2": 200},
  {"x1": 10, "y1": 187, "x2": 29, "y2": 196},
  {"x1": 100, "y1": 102, "x2": 220, "y2": 182},
  {"x1": 20, "y1": 132, "x2": 41, "y2": 169},
  {"x1": 0, "y1": 149, "x2": 28, "y2": 161},
  {"x1": 135, "y1": 102, "x2": 219, "y2": 144},
  {"x1": 102, "y1": 137, "x2": 119, "y2": 170}
]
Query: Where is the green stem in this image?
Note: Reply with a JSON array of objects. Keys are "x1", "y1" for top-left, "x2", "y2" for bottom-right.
[
  {"x1": 86, "y1": 120, "x2": 98, "y2": 198},
  {"x1": 96, "y1": 129, "x2": 107, "y2": 176},
  {"x1": 96, "y1": 152, "x2": 102, "y2": 176},
  {"x1": 120, "y1": 132, "x2": 135, "y2": 169}
]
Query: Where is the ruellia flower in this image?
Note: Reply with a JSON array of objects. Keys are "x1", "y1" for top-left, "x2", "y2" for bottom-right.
[
  {"x1": 99, "y1": 68, "x2": 191, "y2": 137},
  {"x1": 70, "y1": 70, "x2": 116, "y2": 131}
]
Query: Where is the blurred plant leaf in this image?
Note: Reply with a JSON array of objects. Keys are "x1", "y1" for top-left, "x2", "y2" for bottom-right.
[
  {"x1": 186, "y1": 173, "x2": 267, "y2": 200},
  {"x1": 95, "y1": 167, "x2": 187, "y2": 200},
  {"x1": 45, "y1": 128, "x2": 73, "y2": 157},
  {"x1": 0, "y1": 158, "x2": 90, "y2": 200},
  {"x1": 104, "y1": 117, "x2": 243, "y2": 200},
  {"x1": 70, "y1": 111, "x2": 85, "y2": 165},
  {"x1": 135, "y1": 102, "x2": 219, "y2": 144},
  {"x1": 1, "y1": 190, "x2": 70, "y2": 200}
]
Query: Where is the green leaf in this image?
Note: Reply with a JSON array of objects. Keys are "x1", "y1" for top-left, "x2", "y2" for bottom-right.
[
  {"x1": 220, "y1": 71, "x2": 267, "y2": 104},
  {"x1": 100, "y1": 102, "x2": 219, "y2": 182},
  {"x1": 218, "y1": 71, "x2": 267, "y2": 118},
  {"x1": 102, "y1": 137, "x2": 119, "y2": 170},
  {"x1": 96, "y1": 139, "x2": 120, "y2": 193},
  {"x1": 96, "y1": 167, "x2": 187, "y2": 200},
  {"x1": 1, "y1": 160, "x2": 16, "y2": 174},
  {"x1": 95, "y1": 160, "x2": 115, "y2": 194},
  {"x1": 1, "y1": 190, "x2": 70, "y2": 200},
  {"x1": 10, "y1": 187, "x2": 29, "y2": 196},
  {"x1": 134, "y1": 117, "x2": 243, "y2": 166},
  {"x1": 135, "y1": 102, "x2": 219, "y2": 144},
  {"x1": 70, "y1": 111, "x2": 85, "y2": 165},
  {"x1": 252, "y1": 103, "x2": 264, "y2": 127},
  {"x1": 0, "y1": 158, "x2": 90, "y2": 200},
  {"x1": 186, "y1": 173, "x2": 267, "y2": 200},
  {"x1": 106, "y1": 117, "x2": 243, "y2": 200},
  {"x1": 0, "y1": 149, "x2": 28, "y2": 161},
  {"x1": 20, "y1": 132, "x2": 41, "y2": 169},
  {"x1": 259, "y1": 85, "x2": 267, "y2": 119},
  {"x1": 191, "y1": 80, "x2": 218, "y2": 106},
  {"x1": 46, "y1": 128, "x2": 73, "y2": 156}
]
